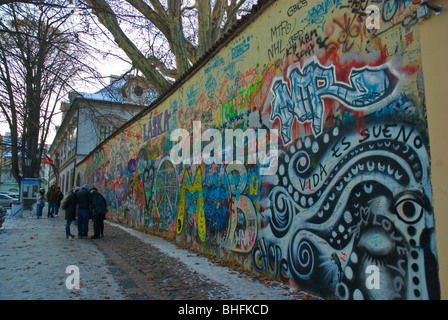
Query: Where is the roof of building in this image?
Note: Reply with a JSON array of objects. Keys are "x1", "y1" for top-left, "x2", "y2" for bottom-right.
[{"x1": 68, "y1": 75, "x2": 158, "y2": 106}]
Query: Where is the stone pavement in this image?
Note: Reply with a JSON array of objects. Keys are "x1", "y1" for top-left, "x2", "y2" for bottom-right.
[
  {"x1": 95, "y1": 222, "x2": 229, "y2": 300},
  {"x1": 0, "y1": 211, "x2": 321, "y2": 301}
]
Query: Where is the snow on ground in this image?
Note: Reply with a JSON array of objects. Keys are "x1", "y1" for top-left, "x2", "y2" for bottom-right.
[
  {"x1": 0, "y1": 210, "x2": 125, "y2": 300},
  {"x1": 0, "y1": 208, "x2": 319, "y2": 300}
]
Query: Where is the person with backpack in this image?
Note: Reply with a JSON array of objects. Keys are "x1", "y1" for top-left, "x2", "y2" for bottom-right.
[
  {"x1": 63, "y1": 186, "x2": 77, "y2": 240},
  {"x1": 90, "y1": 187, "x2": 107, "y2": 239},
  {"x1": 56, "y1": 187, "x2": 64, "y2": 217}
]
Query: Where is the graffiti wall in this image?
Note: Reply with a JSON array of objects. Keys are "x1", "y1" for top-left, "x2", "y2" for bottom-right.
[{"x1": 78, "y1": 0, "x2": 440, "y2": 299}]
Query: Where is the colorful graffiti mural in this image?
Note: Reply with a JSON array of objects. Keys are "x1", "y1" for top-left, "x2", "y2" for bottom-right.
[{"x1": 77, "y1": 0, "x2": 440, "y2": 299}]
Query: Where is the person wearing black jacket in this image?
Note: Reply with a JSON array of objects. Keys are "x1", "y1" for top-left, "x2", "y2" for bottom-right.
[
  {"x1": 75, "y1": 184, "x2": 92, "y2": 239},
  {"x1": 90, "y1": 187, "x2": 108, "y2": 239},
  {"x1": 63, "y1": 186, "x2": 77, "y2": 240},
  {"x1": 56, "y1": 187, "x2": 64, "y2": 217},
  {"x1": 46, "y1": 185, "x2": 58, "y2": 218}
]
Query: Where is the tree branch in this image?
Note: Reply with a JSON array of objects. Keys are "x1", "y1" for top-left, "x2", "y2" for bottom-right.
[{"x1": 85, "y1": 0, "x2": 171, "y2": 94}]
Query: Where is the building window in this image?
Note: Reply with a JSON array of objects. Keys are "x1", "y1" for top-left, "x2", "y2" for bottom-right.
[
  {"x1": 134, "y1": 86, "x2": 143, "y2": 97},
  {"x1": 99, "y1": 125, "x2": 113, "y2": 142}
]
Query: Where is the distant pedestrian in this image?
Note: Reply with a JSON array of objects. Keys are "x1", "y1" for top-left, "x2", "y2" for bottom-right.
[
  {"x1": 75, "y1": 184, "x2": 92, "y2": 239},
  {"x1": 36, "y1": 188, "x2": 46, "y2": 219},
  {"x1": 90, "y1": 187, "x2": 107, "y2": 239},
  {"x1": 46, "y1": 185, "x2": 58, "y2": 218},
  {"x1": 63, "y1": 186, "x2": 77, "y2": 240},
  {"x1": 56, "y1": 187, "x2": 64, "y2": 217},
  {"x1": 73, "y1": 186, "x2": 81, "y2": 226}
]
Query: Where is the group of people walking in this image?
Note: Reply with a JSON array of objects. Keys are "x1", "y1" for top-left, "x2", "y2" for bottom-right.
[{"x1": 36, "y1": 184, "x2": 108, "y2": 240}]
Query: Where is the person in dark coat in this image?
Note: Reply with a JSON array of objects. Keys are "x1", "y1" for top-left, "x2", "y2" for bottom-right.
[
  {"x1": 64, "y1": 186, "x2": 77, "y2": 239},
  {"x1": 46, "y1": 185, "x2": 58, "y2": 218},
  {"x1": 75, "y1": 184, "x2": 92, "y2": 238},
  {"x1": 90, "y1": 187, "x2": 107, "y2": 239},
  {"x1": 56, "y1": 187, "x2": 64, "y2": 217}
]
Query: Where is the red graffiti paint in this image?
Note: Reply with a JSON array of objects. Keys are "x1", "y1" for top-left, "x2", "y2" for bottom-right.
[
  {"x1": 395, "y1": 64, "x2": 420, "y2": 76},
  {"x1": 405, "y1": 32, "x2": 414, "y2": 48}
]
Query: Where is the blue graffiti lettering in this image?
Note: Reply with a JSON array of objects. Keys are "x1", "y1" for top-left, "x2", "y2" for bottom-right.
[
  {"x1": 270, "y1": 58, "x2": 397, "y2": 143},
  {"x1": 143, "y1": 110, "x2": 170, "y2": 142}
]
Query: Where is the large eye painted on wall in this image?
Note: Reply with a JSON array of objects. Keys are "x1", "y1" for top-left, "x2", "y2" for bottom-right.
[{"x1": 393, "y1": 191, "x2": 427, "y2": 224}]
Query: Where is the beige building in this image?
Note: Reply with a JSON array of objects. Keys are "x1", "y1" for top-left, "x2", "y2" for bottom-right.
[{"x1": 420, "y1": 0, "x2": 448, "y2": 300}]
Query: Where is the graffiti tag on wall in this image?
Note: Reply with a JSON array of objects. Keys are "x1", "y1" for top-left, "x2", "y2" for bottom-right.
[{"x1": 270, "y1": 58, "x2": 397, "y2": 142}]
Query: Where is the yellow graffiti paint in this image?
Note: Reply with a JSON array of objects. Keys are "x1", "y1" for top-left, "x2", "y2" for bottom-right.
[
  {"x1": 249, "y1": 173, "x2": 259, "y2": 196},
  {"x1": 176, "y1": 166, "x2": 206, "y2": 242},
  {"x1": 153, "y1": 206, "x2": 159, "y2": 219}
]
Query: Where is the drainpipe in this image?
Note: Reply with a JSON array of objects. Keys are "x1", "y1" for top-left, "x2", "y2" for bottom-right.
[{"x1": 74, "y1": 106, "x2": 80, "y2": 187}]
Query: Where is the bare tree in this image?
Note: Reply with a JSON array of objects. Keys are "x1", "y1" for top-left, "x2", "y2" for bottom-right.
[
  {"x1": 82, "y1": 0, "x2": 255, "y2": 94},
  {"x1": 0, "y1": 1, "x2": 101, "y2": 183}
]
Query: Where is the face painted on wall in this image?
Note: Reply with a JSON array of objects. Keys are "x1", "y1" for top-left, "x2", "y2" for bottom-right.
[
  {"x1": 263, "y1": 121, "x2": 438, "y2": 300},
  {"x1": 333, "y1": 184, "x2": 432, "y2": 300}
]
